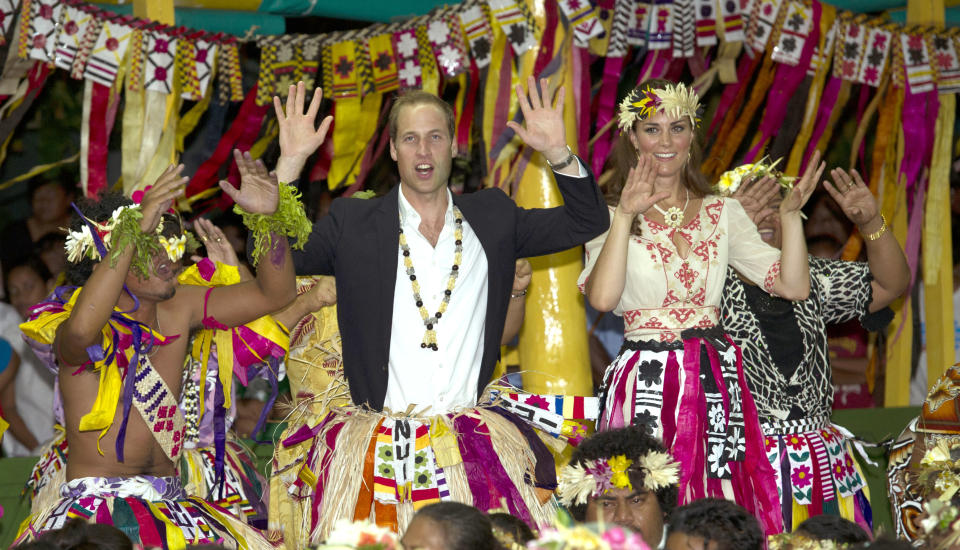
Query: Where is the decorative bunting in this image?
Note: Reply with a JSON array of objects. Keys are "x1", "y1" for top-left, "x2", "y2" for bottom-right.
[
  {"x1": 770, "y1": 1, "x2": 812, "y2": 67},
  {"x1": 807, "y1": 20, "x2": 837, "y2": 77},
  {"x1": 718, "y1": 0, "x2": 745, "y2": 42},
  {"x1": 143, "y1": 29, "x2": 177, "y2": 94},
  {"x1": 646, "y1": 0, "x2": 673, "y2": 51},
  {"x1": 188, "y1": 36, "x2": 217, "y2": 99},
  {"x1": 300, "y1": 36, "x2": 322, "y2": 91},
  {"x1": 901, "y1": 30, "x2": 935, "y2": 94},
  {"x1": 488, "y1": 0, "x2": 537, "y2": 55},
  {"x1": 607, "y1": 0, "x2": 633, "y2": 58},
  {"x1": 255, "y1": 39, "x2": 277, "y2": 105},
  {"x1": 177, "y1": 38, "x2": 200, "y2": 100},
  {"x1": 672, "y1": 0, "x2": 694, "y2": 58},
  {"x1": 928, "y1": 31, "x2": 960, "y2": 95},
  {"x1": 125, "y1": 27, "x2": 146, "y2": 91},
  {"x1": 427, "y1": 16, "x2": 468, "y2": 78},
  {"x1": 27, "y1": 0, "x2": 63, "y2": 62},
  {"x1": 68, "y1": 12, "x2": 102, "y2": 80},
  {"x1": 83, "y1": 19, "x2": 134, "y2": 87},
  {"x1": 0, "y1": 0, "x2": 20, "y2": 44},
  {"x1": 271, "y1": 36, "x2": 300, "y2": 97},
  {"x1": 627, "y1": 0, "x2": 651, "y2": 46},
  {"x1": 217, "y1": 42, "x2": 242, "y2": 102},
  {"x1": 393, "y1": 29, "x2": 422, "y2": 89},
  {"x1": 556, "y1": 0, "x2": 605, "y2": 48},
  {"x1": 368, "y1": 33, "x2": 399, "y2": 92},
  {"x1": 459, "y1": 4, "x2": 494, "y2": 68},
  {"x1": 355, "y1": 38, "x2": 375, "y2": 97},
  {"x1": 856, "y1": 24, "x2": 893, "y2": 87},
  {"x1": 747, "y1": 0, "x2": 783, "y2": 53},
  {"x1": 695, "y1": 0, "x2": 717, "y2": 47},
  {"x1": 832, "y1": 17, "x2": 867, "y2": 82},
  {"x1": 330, "y1": 40, "x2": 359, "y2": 99},
  {"x1": 52, "y1": 5, "x2": 92, "y2": 71}
]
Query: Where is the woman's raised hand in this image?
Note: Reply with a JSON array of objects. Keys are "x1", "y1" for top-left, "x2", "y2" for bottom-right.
[{"x1": 616, "y1": 154, "x2": 671, "y2": 218}]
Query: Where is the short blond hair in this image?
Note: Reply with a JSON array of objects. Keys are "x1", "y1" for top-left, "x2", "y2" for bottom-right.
[{"x1": 388, "y1": 90, "x2": 455, "y2": 142}]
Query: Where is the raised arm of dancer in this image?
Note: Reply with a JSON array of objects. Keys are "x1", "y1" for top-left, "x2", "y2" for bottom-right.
[
  {"x1": 824, "y1": 168, "x2": 909, "y2": 311},
  {"x1": 56, "y1": 166, "x2": 188, "y2": 366},
  {"x1": 770, "y1": 151, "x2": 825, "y2": 300},
  {"x1": 272, "y1": 276, "x2": 337, "y2": 329},
  {"x1": 584, "y1": 155, "x2": 669, "y2": 312}
]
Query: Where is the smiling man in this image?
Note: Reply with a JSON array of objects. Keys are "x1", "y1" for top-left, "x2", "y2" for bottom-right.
[
  {"x1": 267, "y1": 79, "x2": 608, "y2": 543},
  {"x1": 558, "y1": 425, "x2": 679, "y2": 549}
]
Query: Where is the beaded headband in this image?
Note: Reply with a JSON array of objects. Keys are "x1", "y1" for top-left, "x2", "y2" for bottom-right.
[
  {"x1": 617, "y1": 82, "x2": 702, "y2": 132},
  {"x1": 557, "y1": 451, "x2": 680, "y2": 506}
]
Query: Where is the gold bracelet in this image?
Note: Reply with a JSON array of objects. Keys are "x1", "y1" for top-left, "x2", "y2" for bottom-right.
[{"x1": 863, "y1": 214, "x2": 887, "y2": 241}]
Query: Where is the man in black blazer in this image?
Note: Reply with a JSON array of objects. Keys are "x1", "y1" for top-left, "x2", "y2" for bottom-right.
[{"x1": 272, "y1": 78, "x2": 608, "y2": 411}]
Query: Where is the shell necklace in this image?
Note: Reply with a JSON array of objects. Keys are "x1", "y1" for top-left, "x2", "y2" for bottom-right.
[{"x1": 652, "y1": 188, "x2": 689, "y2": 229}]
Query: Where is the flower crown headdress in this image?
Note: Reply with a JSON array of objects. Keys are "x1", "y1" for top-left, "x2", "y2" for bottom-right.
[
  {"x1": 557, "y1": 451, "x2": 680, "y2": 507},
  {"x1": 617, "y1": 83, "x2": 702, "y2": 132},
  {"x1": 714, "y1": 156, "x2": 796, "y2": 197}
]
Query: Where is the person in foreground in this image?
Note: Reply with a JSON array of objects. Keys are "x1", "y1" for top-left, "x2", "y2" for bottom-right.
[
  {"x1": 557, "y1": 425, "x2": 678, "y2": 549},
  {"x1": 14, "y1": 158, "x2": 301, "y2": 549},
  {"x1": 665, "y1": 498, "x2": 762, "y2": 550},
  {"x1": 722, "y1": 165, "x2": 908, "y2": 534},
  {"x1": 268, "y1": 78, "x2": 609, "y2": 543},
  {"x1": 579, "y1": 78, "x2": 820, "y2": 535}
]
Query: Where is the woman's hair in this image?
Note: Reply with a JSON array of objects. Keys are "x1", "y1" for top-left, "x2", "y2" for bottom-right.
[
  {"x1": 413, "y1": 502, "x2": 500, "y2": 550},
  {"x1": 605, "y1": 78, "x2": 712, "y2": 233},
  {"x1": 27, "y1": 519, "x2": 133, "y2": 550},
  {"x1": 489, "y1": 512, "x2": 535, "y2": 545},
  {"x1": 795, "y1": 515, "x2": 870, "y2": 544}
]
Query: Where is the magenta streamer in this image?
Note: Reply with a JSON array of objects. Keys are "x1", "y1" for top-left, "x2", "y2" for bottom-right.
[
  {"x1": 591, "y1": 55, "x2": 626, "y2": 177},
  {"x1": 803, "y1": 76, "x2": 842, "y2": 168},
  {"x1": 675, "y1": 338, "x2": 704, "y2": 500},
  {"x1": 661, "y1": 350, "x2": 681, "y2": 449}
]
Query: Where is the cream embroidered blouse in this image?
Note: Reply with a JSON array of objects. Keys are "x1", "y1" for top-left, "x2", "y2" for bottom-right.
[{"x1": 578, "y1": 196, "x2": 782, "y2": 343}]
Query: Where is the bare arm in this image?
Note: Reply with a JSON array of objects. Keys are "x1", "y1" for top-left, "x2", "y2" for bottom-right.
[
  {"x1": 501, "y1": 259, "x2": 531, "y2": 345},
  {"x1": 273, "y1": 81, "x2": 333, "y2": 185},
  {"x1": 200, "y1": 151, "x2": 298, "y2": 329},
  {"x1": 0, "y1": 349, "x2": 40, "y2": 450},
  {"x1": 584, "y1": 156, "x2": 670, "y2": 311},
  {"x1": 272, "y1": 276, "x2": 337, "y2": 329},
  {"x1": 769, "y1": 151, "x2": 825, "y2": 300},
  {"x1": 824, "y1": 168, "x2": 909, "y2": 312},
  {"x1": 55, "y1": 166, "x2": 188, "y2": 366}
]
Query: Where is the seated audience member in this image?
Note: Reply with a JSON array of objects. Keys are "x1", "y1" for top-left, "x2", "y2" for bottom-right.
[
  {"x1": 401, "y1": 502, "x2": 499, "y2": 550},
  {"x1": 34, "y1": 233, "x2": 67, "y2": 282},
  {"x1": 558, "y1": 425, "x2": 678, "y2": 549},
  {"x1": 665, "y1": 498, "x2": 762, "y2": 550},
  {"x1": 795, "y1": 515, "x2": 870, "y2": 545},
  {"x1": 16, "y1": 518, "x2": 132, "y2": 550},
  {"x1": 0, "y1": 179, "x2": 74, "y2": 274}
]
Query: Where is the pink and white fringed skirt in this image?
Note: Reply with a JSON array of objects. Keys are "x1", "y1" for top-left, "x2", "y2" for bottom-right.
[{"x1": 597, "y1": 327, "x2": 784, "y2": 536}]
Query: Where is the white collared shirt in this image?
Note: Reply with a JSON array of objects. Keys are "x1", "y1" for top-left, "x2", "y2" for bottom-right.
[{"x1": 383, "y1": 188, "x2": 488, "y2": 414}]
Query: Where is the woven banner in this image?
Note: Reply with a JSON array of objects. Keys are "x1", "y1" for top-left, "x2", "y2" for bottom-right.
[
  {"x1": 176, "y1": 38, "x2": 200, "y2": 100},
  {"x1": 556, "y1": 0, "x2": 605, "y2": 48},
  {"x1": 368, "y1": 33, "x2": 399, "y2": 92},
  {"x1": 52, "y1": 5, "x2": 92, "y2": 71},
  {"x1": 901, "y1": 30, "x2": 935, "y2": 94},
  {"x1": 672, "y1": 0, "x2": 694, "y2": 58},
  {"x1": 217, "y1": 42, "x2": 242, "y2": 102},
  {"x1": 627, "y1": 0, "x2": 651, "y2": 46},
  {"x1": 489, "y1": 0, "x2": 537, "y2": 54},
  {"x1": 427, "y1": 15, "x2": 468, "y2": 78},
  {"x1": 856, "y1": 24, "x2": 892, "y2": 86},
  {"x1": 807, "y1": 19, "x2": 837, "y2": 77},
  {"x1": 717, "y1": 0, "x2": 745, "y2": 42},
  {"x1": 646, "y1": 0, "x2": 673, "y2": 51},
  {"x1": 188, "y1": 37, "x2": 216, "y2": 99},
  {"x1": 771, "y1": 1, "x2": 813, "y2": 66},
  {"x1": 393, "y1": 29, "x2": 422, "y2": 89},
  {"x1": 695, "y1": 0, "x2": 717, "y2": 47},
  {"x1": 607, "y1": 0, "x2": 633, "y2": 58},
  {"x1": 928, "y1": 32, "x2": 960, "y2": 95},
  {"x1": 833, "y1": 17, "x2": 867, "y2": 82},
  {"x1": 143, "y1": 30, "x2": 177, "y2": 94},
  {"x1": 747, "y1": 0, "x2": 783, "y2": 53},
  {"x1": 330, "y1": 39, "x2": 359, "y2": 99},
  {"x1": 0, "y1": 0, "x2": 19, "y2": 42},
  {"x1": 83, "y1": 20, "x2": 134, "y2": 86},
  {"x1": 27, "y1": 0, "x2": 62, "y2": 62},
  {"x1": 459, "y1": 4, "x2": 494, "y2": 67}
]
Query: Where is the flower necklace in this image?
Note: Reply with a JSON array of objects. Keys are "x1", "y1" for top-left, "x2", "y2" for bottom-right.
[
  {"x1": 652, "y1": 188, "x2": 689, "y2": 229},
  {"x1": 398, "y1": 206, "x2": 464, "y2": 351}
]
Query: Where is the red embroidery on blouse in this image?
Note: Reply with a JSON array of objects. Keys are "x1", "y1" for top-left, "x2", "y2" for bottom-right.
[
  {"x1": 674, "y1": 261, "x2": 699, "y2": 291},
  {"x1": 669, "y1": 308, "x2": 695, "y2": 324},
  {"x1": 663, "y1": 289, "x2": 680, "y2": 307},
  {"x1": 705, "y1": 199, "x2": 724, "y2": 225},
  {"x1": 691, "y1": 287, "x2": 706, "y2": 306},
  {"x1": 764, "y1": 260, "x2": 782, "y2": 294}
]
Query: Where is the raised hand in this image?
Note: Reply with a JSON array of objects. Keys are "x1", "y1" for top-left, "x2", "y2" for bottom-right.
[
  {"x1": 275, "y1": 81, "x2": 333, "y2": 162},
  {"x1": 139, "y1": 164, "x2": 188, "y2": 232},
  {"x1": 192, "y1": 218, "x2": 238, "y2": 266},
  {"x1": 732, "y1": 174, "x2": 779, "y2": 225},
  {"x1": 616, "y1": 154, "x2": 671, "y2": 217},
  {"x1": 780, "y1": 150, "x2": 825, "y2": 215},
  {"x1": 220, "y1": 149, "x2": 279, "y2": 215},
  {"x1": 513, "y1": 258, "x2": 532, "y2": 294},
  {"x1": 506, "y1": 76, "x2": 568, "y2": 162},
  {"x1": 824, "y1": 168, "x2": 879, "y2": 227}
]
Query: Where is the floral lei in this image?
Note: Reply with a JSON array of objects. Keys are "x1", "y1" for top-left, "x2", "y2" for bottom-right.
[
  {"x1": 557, "y1": 451, "x2": 680, "y2": 506},
  {"x1": 617, "y1": 82, "x2": 702, "y2": 132}
]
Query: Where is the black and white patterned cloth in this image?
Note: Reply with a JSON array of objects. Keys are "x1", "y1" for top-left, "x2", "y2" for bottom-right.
[{"x1": 720, "y1": 256, "x2": 877, "y2": 422}]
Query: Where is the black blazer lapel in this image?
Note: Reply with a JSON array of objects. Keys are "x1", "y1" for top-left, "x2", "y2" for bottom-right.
[{"x1": 373, "y1": 186, "x2": 401, "y2": 364}]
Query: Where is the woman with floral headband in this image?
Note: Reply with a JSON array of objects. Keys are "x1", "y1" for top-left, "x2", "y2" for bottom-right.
[
  {"x1": 720, "y1": 166, "x2": 908, "y2": 535},
  {"x1": 578, "y1": 78, "x2": 823, "y2": 535}
]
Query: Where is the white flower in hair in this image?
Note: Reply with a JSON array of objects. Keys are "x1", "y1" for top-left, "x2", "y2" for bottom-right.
[
  {"x1": 557, "y1": 462, "x2": 598, "y2": 506},
  {"x1": 636, "y1": 451, "x2": 680, "y2": 491},
  {"x1": 159, "y1": 234, "x2": 187, "y2": 262},
  {"x1": 64, "y1": 224, "x2": 98, "y2": 263}
]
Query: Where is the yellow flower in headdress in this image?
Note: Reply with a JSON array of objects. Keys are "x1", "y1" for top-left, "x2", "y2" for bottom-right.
[
  {"x1": 618, "y1": 83, "x2": 702, "y2": 132},
  {"x1": 608, "y1": 455, "x2": 633, "y2": 490},
  {"x1": 159, "y1": 234, "x2": 187, "y2": 262}
]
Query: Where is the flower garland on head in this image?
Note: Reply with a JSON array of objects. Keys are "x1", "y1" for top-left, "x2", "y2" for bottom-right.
[
  {"x1": 528, "y1": 524, "x2": 650, "y2": 550},
  {"x1": 557, "y1": 451, "x2": 680, "y2": 506},
  {"x1": 312, "y1": 520, "x2": 402, "y2": 550},
  {"x1": 617, "y1": 83, "x2": 702, "y2": 132},
  {"x1": 714, "y1": 156, "x2": 796, "y2": 197},
  {"x1": 64, "y1": 203, "x2": 194, "y2": 279},
  {"x1": 767, "y1": 533, "x2": 845, "y2": 550}
]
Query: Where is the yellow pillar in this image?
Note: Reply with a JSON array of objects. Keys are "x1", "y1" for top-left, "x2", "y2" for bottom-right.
[
  {"x1": 516, "y1": 0, "x2": 593, "y2": 396},
  {"x1": 132, "y1": 0, "x2": 175, "y2": 24}
]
